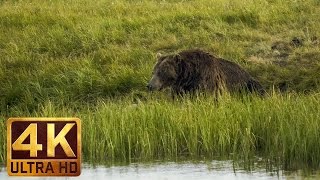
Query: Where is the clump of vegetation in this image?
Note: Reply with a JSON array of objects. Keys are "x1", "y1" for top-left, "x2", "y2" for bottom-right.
[{"x1": 0, "y1": 0, "x2": 320, "y2": 170}]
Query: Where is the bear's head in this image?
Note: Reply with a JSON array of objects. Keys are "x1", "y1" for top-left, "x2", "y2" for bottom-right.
[{"x1": 147, "y1": 53, "x2": 180, "y2": 91}]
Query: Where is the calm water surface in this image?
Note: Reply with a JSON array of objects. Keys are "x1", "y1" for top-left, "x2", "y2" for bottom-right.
[{"x1": 0, "y1": 160, "x2": 319, "y2": 180}]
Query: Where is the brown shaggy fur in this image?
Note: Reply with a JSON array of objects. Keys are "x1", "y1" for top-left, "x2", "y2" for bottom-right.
[{"x1": 147, "y1": 49, "x2": 265, "y2": 96}]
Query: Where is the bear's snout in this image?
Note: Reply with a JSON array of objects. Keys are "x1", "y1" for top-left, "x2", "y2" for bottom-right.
[{"x1": 147, "y1": 75, "x2": 162, "y2": 91}]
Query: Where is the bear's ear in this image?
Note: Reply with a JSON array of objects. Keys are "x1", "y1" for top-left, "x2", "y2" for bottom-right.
[
  {"x1": 156, "y1": 52, "x2": 167, "y2": 62},
  {"x1": 173, "y1": 54, "x2": 182, "y2": 63},
  {"x1": 156, "y1": 52, "x2": 163, "y2": 59}
]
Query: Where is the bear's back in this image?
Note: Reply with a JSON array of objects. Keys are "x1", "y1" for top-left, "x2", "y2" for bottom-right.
[
  {"x1": 178, "y1": 49, "x2": 254, "y2": 87},
  {"x1": 178, "y1": 49, "x2": 217, "y2": 67}
]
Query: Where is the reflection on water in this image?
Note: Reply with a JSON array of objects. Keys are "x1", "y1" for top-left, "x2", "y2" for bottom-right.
[{"x1": 0, "y1": 160, "x2": 319, "y2": 180}]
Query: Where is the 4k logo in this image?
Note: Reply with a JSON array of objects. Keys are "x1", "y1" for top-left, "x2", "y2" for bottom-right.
[{"x1": 7, "y1": 118, "x2": 81, "y2": 176}]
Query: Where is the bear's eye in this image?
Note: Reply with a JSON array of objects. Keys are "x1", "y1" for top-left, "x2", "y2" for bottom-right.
[{"x1": 162, "y1": 70, "x2": 176, "y2": 79}]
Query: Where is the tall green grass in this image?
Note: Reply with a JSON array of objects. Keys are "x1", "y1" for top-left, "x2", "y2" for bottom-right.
[
  {"x1": 1, "y1": 93, "x2": 320, "y2": 170},
  {"x1": 0, "y1": 0, "x2": 320, "y2": 170}
]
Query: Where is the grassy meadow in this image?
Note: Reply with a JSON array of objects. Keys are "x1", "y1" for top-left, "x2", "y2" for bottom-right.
[{"x1": 0, "y1": 0, "x2": 320, "y2": 170}]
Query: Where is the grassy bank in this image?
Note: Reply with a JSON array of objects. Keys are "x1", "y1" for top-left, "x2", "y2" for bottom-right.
[{"x1": 0, "y1": 0, "x2": 320, "y2": 170}]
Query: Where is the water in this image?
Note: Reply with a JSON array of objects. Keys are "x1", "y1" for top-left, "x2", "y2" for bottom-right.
[{"x1": 0, "y1": 160, "x2": 318, "y2": 180}]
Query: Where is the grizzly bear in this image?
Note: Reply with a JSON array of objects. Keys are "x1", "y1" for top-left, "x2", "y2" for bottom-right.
[{"x1": 147, "y1": 49, "x2": 265, "y2": 96}]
